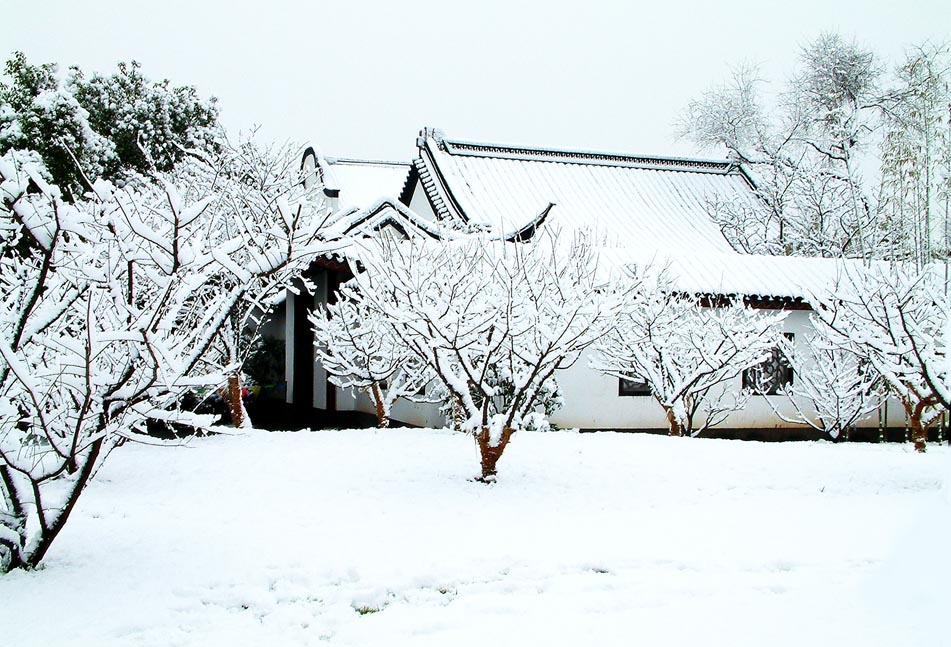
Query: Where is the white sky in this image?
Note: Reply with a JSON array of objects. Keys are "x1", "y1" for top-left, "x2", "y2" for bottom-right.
[{"x1": 5, "y1": 0, "x2": 949, "y2": 161}]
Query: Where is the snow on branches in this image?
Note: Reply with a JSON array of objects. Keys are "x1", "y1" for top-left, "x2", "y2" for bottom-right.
[
  {"x1": 809, "y1": 263, "x2": 950, "y2": 451},
  {"x1": 768, "y1": 333, "x2": 886, "y2": 440},
  {"x1": 182, "y1": 137, "x2": 336, "y2": 427},
  {"x1": 680, "y1": 35, "x2": 951, "y2": 265},
  {"x1": 591, "y1": 269, "x2": 787, "y2": 437},
  {"x1": 346, "y1": 229, "x2": 624, "y2": 481},
  {"x1": 311, "y1": 282, "x2": 434, "y2": 428},
  {"x1": 0, "y1": 142, "x2": 336, "y2": 572}
]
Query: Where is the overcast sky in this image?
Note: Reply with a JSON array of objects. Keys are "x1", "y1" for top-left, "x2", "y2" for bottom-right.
[{"x1": 5, "y1": 0, "x2": 949, "y2": 161}]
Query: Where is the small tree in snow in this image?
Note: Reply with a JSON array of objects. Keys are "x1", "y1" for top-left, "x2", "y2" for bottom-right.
[
  {"x1": 810, "y1": 264, "x2": 949, "y2": 451},
  {"x1": 183, "y1": 136, "x2": 333, "y2": 427},
  {"x1": 310, "y1": 282, "x2": 434, "y2": 428},
  {"x1": 591, "y1": 270, "x2": 787, "y2": 437},
  {"x1": 768, "y1": 333, "x2": 886, "y2": 440},
  {"x1": 0, "y1": 147, "x2": 334, "y2": 572},
  {"x1": 350, "y1": 230, "x2": 623, "y2": 481}
]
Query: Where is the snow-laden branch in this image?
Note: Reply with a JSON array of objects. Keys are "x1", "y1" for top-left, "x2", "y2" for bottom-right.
[
  {"x1": 0, "y1": 138, "x2": 340, "y2": 572},
  {"x1": 591, "y1": 267, "x2": 787, "y2": 437},
  {"x1": 807, "y1": 262, "x2": 949, "y2": 451},
  {"x1": 767, "y1": 333, "x2": 886, "y2": 439},
  {"x1": 345, "y1": 228, "x2": 626, "y2": 480}
]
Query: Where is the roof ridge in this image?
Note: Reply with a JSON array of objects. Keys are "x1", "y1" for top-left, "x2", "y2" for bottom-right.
[
  {"x1": 327, "y1": 157, "x2": 411, "y2": 167},
  {"x1": 421, "y1": 130, "x2": 735, "y2": 172},
  {"x1": 448, "y1": 139, "x2": 734, "y2": 172}
]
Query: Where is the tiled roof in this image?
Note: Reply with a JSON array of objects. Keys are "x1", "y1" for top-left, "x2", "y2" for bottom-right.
[
  {"x1": 326, "y1": 158, "x2": 413, "y2": 209},
  {"x1": 313, "y1": 131, "x2": 882, "y2": 303},
  {"x1": 413, "y1": 128, "x2": 759, "y2": 255}
]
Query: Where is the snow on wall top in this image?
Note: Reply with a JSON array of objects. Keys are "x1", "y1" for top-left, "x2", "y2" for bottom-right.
[
  {"x1": 326, "y1": 158, "x2": 412, "y2": 209},
  {"x1": 598, "y1": 248, "x2": 876, "y2": 302},
  {"x1": 413, "y1": 128, "x2": 756, "y2": 256}
]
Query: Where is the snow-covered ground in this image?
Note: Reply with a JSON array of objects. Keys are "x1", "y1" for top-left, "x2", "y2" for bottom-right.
[{"x1": 1, "y1": 429, "x2": 949, "y2": 647}]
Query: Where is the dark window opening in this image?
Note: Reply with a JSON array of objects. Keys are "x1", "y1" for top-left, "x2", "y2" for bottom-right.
[
  {"x1": 743, "y1": 333, "x2": 794, "y2": 395},
  {"x1": 619, "y1": 376, "x2": 652, "y2": 397}
]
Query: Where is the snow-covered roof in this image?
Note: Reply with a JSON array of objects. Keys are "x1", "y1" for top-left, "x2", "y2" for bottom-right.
[
  {"x1": 408, "y1": 129, "x2": 887, "y2": 303},
  {"x1": 326, "y1": 158, "x2": 412, "y2": 209},
  {"x1": 323, "y1": 198, "x2": 444, "y2": 240},
  {"x1": 413, "y1": 128, "x2": 759, "y2": 255},
  {"x1": 310, "y1": 130, "x2": 888, "y2": 304}
]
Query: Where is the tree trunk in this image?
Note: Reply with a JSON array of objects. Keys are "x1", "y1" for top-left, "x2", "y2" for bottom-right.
[
  {"x1": 909, "y1": 411, "x2": 928, "y2": 453},
  {"x1": 475, "y1": 426, "x2": 515, "y2": 482},
  {"x1": 902, "y1": 396, "x2": 929, "y2": 453},
  {"x1": 370, "y1": 383, "x2": 389, "y2": 428},
  {"x1": 25, "y1": 438, "x2": 105, "y2": 570},
  {"x1": 450, "y1": 398, "x2": 465, "y2": 433},
  {"x1": 665, "y1": 409, "x2": 685, "y2": 437},
  {"x1": 226, "y1": 373, "x2": 245, "y2": 428}
]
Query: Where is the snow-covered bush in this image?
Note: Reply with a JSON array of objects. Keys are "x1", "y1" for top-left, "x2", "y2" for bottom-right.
[
  {"x1": 591, "y1": 269, "x2": 787, "y2": 437},
  {"x1": 348, "y1": 229, "x2": 623, "y2": 481},
  {"x1": 0, "y1": 144, "x2": 334, "y2": 572}
]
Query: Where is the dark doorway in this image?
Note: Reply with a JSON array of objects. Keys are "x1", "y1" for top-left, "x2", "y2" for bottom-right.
[{"x1": 292, "y1": 289, "x2": 313, "y2": 411}]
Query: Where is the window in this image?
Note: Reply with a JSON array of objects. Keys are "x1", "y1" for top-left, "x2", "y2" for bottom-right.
[
  {"x1": 619, "y1": 376, "x2": 651, "y2": 397},
  {"x1": 743, "y1": 333, "x2": 794, "y2": 395}
]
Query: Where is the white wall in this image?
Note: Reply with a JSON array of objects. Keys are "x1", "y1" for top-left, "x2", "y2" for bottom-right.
[
  {"x1": 336, "y1": 386, "x2": 446, "y2": 428},
  {"x1": 314, "y1": 301, "x2": 907, "y2": 433},
  {"x1": 551, "y1": 309, "x2": 902, "y2": 431},
  {"x1": 408, "y1": 185, "x2": 437, "y2": 221},
  {"x1": 284, "y1": 290, "x2": 295, "y2": 404},
  {"x1": 311, "y1": 272, "x2": 328, "y2": 410}
]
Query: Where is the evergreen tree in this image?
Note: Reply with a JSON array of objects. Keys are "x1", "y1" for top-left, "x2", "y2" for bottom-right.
[{"x1": 0, "y1": 53, "x2": 219, "y2": 199}]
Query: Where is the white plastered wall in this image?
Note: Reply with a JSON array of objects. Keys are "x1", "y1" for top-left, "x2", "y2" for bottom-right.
[
  {"x1": 335, "y1": 387, "x2": 446, "y2": 428},
  {"x1": 551, "y1": 309, "x2": 904, "y2": 431},
  {"x1": 311, "y1": 272, "x2": 329, "y2": 410}
]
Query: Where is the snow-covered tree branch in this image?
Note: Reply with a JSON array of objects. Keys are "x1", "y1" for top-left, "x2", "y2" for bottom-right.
[
  {"x1": 809, "y1": 263, "x2": 949, "y2": 451},
  {"x1": 347, "y1": 229, "x2": 624, "y2": 481},
  {"x1": 182, "y1": 136, "x2": 335, "y2": 427},
  {"x1": 311, "y1": 282, "x2": 435, "y2": 428},
  {"x1": 0, "y1": 140, "x2": 336, "y2": 572},
  {"x1": 767, "y1": 332, "x2": 886, "y2": 440},
  {"x1": 680, "y1": 34, "x2": 950, "y2": 265},
  {"x1": 591, "y1": 269, "x2": 787, "y2": 437}
]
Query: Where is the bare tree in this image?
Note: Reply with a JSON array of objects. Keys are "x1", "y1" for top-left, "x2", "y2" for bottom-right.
[
  {"x1": 809, "y1": 264, "x2": 948, "y2": 451},
  {"x1": 880, "y1": 43, "x2": 951, "y2": 269},
  {"x1": 591, "y1": 269, "x2": 786, "y2": 437},
  {"x1": 678, "y1": 33, "x2": 937, "y2": 261},
  {"x1": 768, "y1": 332, "x2": 886, "y2": 440},
  {"x1": 349, "y1": 230, "x2": 624, "y2": 481},
  {"x1": 311, "y1": 282, "x2": 434, "y2": 428},
  {"x1": 0, "y1": 145, "x2": 335, "y2": 572}
]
